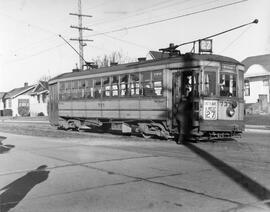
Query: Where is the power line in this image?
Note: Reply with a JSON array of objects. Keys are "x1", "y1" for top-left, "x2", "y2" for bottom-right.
[
  {"x1": 7, "y1": 35, "x2": 58, "y2": 56},
  {"x1": 87, "y1": 0, "x2": 183, "y2": 27},
  {"x1": 4, "y1": 44, "x2": 65, "y2": 64},
  {"x1": 0, "y1": 0, "x2": 224, "y2": 57},
  {"x1": 3, "y1": 0, "x2": 249, "y2": 64},
  {"x1": 86, "y1": 0, "x2": 248, "y2": 38},
  {"x1": 0, "y1": 12, "x2": 57, "y2": 36},
  {"x1": 108, "y1": 0, "x2": 221, "y2": 35}
]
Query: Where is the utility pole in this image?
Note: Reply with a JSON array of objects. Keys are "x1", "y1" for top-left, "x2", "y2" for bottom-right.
[{"x1": 70, "y1": 0, "x2": 93, "y2": 70}]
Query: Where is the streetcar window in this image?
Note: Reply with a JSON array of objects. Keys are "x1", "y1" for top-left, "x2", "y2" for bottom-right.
[
  {"x1": 78, "y1": 80, "x2": 86, "y2": 99},
  {"x1": 76, "y1": 80, "x2": 85, "y2": 99},
  {"x1": 72, "y1": 81, "x2": 80, "y2": 99},
  {"x1": 78, "y1": 80, "x2": 86, "y2": 88},
  {"x1": 94, "y1": 78, "x2": 102, "y2": 98},
  {"x1": 59, "y1": 82, "x2": 65, "y2": 100},
  {"x1": 182, "y1": 72, "x2": 192, "y2": 97},
  {"x1": 120, "y1": 74, "x2": 129, "y2": 96},
  {"x1": 72, "y1": 80, "x2": 79, "y2": 89},
  {"x1": 85, "y1": 79, "x2": 93, "y2": 98},
  {"x1": 244, "y1": 80, "x2": 250, "y2": 96},
  {"x1": 204, "y1": 71, "x2": 216, "y2": 96},
  {"x1": 130, "y1": 73, "x2": 140, "y2": 96},
  {"x1": 103, "y1": 76, "x2": 111, "y2": 97},
  {"x1": 238, "y1": 71, "x2": 244, "y2": 98},
  {"x1": 141, "y1": 71, "x2": 154, "y2": 96},
  {"x1": 67, "y1": 81, "x2": 71, "y2": 89},
  {"x1": 193, "y1": 72, "x2": 199, "y2": 97},
  {"x1": 60, "y1": 82, "x2": 65, "y2": 90},
  {"x1": 112, "y1": 75, "x2": 119, "y2": 97},
  {"x1": 220, "y1": 73, "x2": 236, "y2": 97},
  {"x1": 153, "y1": 70, "x2": 163, "y2": 96},
  {"x1": 65, "y1": 81, "x2": 72, "y2": 100}
]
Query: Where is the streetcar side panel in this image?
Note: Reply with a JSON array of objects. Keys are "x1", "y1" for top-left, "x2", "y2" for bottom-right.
[
  {"x1": 48, "y1": 83, "x2": 59, "y2": 125},
  {"x1": 58, "y1": 97, "x2": 168, "y2": 120}
]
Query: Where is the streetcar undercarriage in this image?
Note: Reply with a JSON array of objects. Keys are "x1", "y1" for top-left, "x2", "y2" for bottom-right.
[{"x1": 56, "y1": 116, "x2": 243, "y2": 142}]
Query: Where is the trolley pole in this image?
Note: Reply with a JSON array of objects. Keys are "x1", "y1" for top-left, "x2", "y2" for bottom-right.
[{"x1": 70, "y1": 0, "x2": 93, "y2": 70}]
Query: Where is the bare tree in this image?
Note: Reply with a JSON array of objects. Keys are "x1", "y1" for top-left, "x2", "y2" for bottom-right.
[
  {"x1": 92, "y1": 50, "x2": 135, "y2": 68},
  {"x1": 39, "y1": 75, "x2": 51, "y2": 82}
]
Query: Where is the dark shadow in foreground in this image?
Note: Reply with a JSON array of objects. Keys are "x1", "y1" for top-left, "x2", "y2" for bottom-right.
[
  {"x1": 0, "y1": 136, "x2": 15, "y2": 154},
  {"x1": 0, "y1": 136, "x2": 7, "y2": 143},
  {"x1": 0, "y1": 165, "x2": 49, "y2": 212},
  {"x1": 183, "y1": 143, "x2": 270, "y2": 206}
]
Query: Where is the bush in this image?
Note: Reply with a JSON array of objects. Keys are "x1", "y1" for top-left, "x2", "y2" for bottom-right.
[
  {"x1": 3, "y1": 109, "x2": 13, "y2": 116},
  {"x1": 37, "y1": 112, "x2": 45, "y2": 116}
]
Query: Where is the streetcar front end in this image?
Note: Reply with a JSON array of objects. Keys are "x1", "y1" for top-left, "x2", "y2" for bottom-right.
[{"x1": 198, "y1": 62, "x2": 245, "y2": 138}]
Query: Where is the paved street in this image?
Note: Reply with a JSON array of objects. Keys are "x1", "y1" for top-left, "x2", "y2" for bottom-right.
[{"x1": 0, "y1": 131, "x2": 270, "y2": 212}]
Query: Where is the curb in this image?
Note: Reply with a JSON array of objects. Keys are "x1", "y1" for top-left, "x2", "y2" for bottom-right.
[
  {"x1": 245, "y1": 125, "x2": 270, "y2": 133},
  {"x1": 1, "y1": 120, "x2": 49, "y2": 124},
  {"x1": 245, "y1": 124, "x2": 270, "y2": 129}
]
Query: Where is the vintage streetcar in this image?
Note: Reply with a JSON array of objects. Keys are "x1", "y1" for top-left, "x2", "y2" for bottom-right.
[{"x1": 48, "y1": 43, "x2": 245, "y2": 141}]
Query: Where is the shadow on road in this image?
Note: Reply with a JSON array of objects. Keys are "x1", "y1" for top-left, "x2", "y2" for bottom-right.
[
  {"x1": 183, "y1": 143, "x2": 270, "y2": 206},
  {"x1": 0, "y1": 136, "x2": 15, "y2": 154},
  {"x1": 0, "y1": 165, "x2": 50, "y2": 212}
]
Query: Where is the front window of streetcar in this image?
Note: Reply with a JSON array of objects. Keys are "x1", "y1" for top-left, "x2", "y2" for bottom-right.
[
  {"x1": 220, "y1": 73, "x2": 237, "y2": 97},
  {"x1": 203, "y1": 69, "x2": 217, "y2": 97}
]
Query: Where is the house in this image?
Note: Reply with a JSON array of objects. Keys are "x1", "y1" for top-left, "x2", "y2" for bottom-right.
[
  {"x1": 3, "y1": 82, "x2": 49, "y2": 117},
  {"x1": 3, "y1": 83, "x2": 35, "y2": 116},
  {"x1": 242, "y1": 54, "x2": 270, "y2": 114},
  {"x1": 0, "y1": 92, "x2": 6, "y2": 116},
  {"x1": 29, "y1": 81, "x2": 49, "y2": 116}
]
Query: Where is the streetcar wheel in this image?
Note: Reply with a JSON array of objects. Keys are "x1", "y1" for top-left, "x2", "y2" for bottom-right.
[{"x1": 141, "y1": 133, "x2": 151, "y2": 139}]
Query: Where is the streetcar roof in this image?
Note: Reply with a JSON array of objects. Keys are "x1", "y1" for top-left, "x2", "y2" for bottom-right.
[{"x1": 50, "y1": 53, "x2": 243, "y2": 82}]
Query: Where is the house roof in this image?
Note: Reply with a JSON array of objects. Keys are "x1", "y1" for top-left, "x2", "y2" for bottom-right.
[
  {"x1": 4, "y1": 85, "x2": 35, "y2": 99},
  {"x1": 241, "y1": 54, "x2": 270, "y2": 71},
  {"x1": 245, "y1": 64, "x2": 270, "y2": 78},
  {"x1": 0, "y1": 92, "x2": 6, "y2": 99},
  {"x1": 32, "y1": 81, "x2": 49, "y2": 94}
]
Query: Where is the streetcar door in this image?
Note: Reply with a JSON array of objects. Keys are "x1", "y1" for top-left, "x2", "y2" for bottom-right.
[
  {"x1": 48, "y1": 83, "x2": 59, "y2": 125},
  {"x1": 172, "y1": 70, "x2": 199, "y2": 127},
  {"x1": 172, "y1": 72, "x2": 181, "y2": 109},
  {"x1": 180, "y1": 70, "x2": 200, "y2": 126}
]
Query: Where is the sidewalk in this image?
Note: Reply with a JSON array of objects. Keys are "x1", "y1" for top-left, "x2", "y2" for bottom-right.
[{"x1": 245, "y1": 124, "x2": 270, "y2": 133}]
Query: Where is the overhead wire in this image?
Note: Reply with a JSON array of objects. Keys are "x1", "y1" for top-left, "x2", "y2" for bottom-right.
[
  {"x1": 113, "y1": 0, "x2": 222, "y2": 33},
  {"x1": 85, "y1": 0, "x2": 248, "y2": 38},
  {"x1": 3, "y1": 0, "x2": 248, "y2": 63},
  {"x1": 4, "y1": 44, "x2": 65, "y2": 64},
  {"x1": 87, "y1": 0, "x2": 184, "y2": 27}
]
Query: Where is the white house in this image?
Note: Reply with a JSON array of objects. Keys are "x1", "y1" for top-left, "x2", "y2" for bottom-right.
[
  {"x1": 3, "y1": 83, "x2": 35, "y2": 116},
  {"x1": 3, "y1": 82, "x2": 49, "y2": 117},
  {"x1": 29, "y1": 81, "x2": 49, "y2": 116},
  {"x1": 242, "y1": 54, "x2": 270, "y2": 114}
]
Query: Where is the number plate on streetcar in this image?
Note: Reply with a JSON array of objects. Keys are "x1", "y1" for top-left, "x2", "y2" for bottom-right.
[{"x1": 203, "y1": 100, "x2": 218, "y2": 120}]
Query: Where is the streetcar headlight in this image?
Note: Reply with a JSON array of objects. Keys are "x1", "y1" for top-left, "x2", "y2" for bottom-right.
[{"x1": 226, "y1": 106, "x2": 235, "y2": 117}]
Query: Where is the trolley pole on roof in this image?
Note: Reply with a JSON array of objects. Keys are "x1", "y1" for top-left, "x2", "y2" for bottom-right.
[{"x1": 70, "y1": 0, "x2": 93, "y2": 70}]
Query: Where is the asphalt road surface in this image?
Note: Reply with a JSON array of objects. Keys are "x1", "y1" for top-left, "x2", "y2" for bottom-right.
[{"x1": 0, "y1": 130, "x2": 270, "y2": 212}]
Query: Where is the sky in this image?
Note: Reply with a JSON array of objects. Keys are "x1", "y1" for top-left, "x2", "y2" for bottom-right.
[{"x1": 0, "y1": 0, "x2": 269, "y2": 91}]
